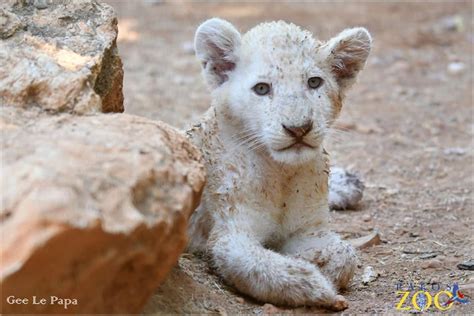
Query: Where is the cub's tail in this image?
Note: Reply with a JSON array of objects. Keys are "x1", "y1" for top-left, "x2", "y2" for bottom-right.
[{"x1": 329, "y1": 167, "x2": 364, "y2": 210}]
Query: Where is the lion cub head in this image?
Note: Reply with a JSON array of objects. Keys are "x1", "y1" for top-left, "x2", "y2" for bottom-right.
[{"x1": 194, "y1": 19, "x2": 371, "y2": 165}]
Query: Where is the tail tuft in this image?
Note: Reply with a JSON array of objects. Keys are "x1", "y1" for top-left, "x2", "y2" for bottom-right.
[{"x1": 329, "y1": 167, "x2": 364, "y2": 210}]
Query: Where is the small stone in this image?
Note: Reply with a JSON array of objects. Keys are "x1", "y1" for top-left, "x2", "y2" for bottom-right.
[
  {"x1": 409, "y1": 232, "x2": 420, "y2": 238},
  {"x1": 362, "y1": 266, "x2": 379, "y2": 284},
  {"x1": 33, "y1": 0, "x2": 49, "y2": 9},
  {"x1": 443, "y1": 147, "x2": 467, "y2": 156},
  {"x1": 362, "y1": 214, "x2": 371, "y2": 222},
  {"x1": 439, "y1": 15, "x2": 464, "y2": 32},
  {"x1": 457, "y1": 259, "x2": 474, "y2": 271},
  {"x1": 447, "y1": 62, "x2": 465, "y2": 75},
  {"x1": 421, "y1": 259, "x2": 442, "y2": 269},
  {"x1": 420, "y1": 253, "x2": 438, "y2": 260},
  {"x1": 235, "y1": 297, "x2": 245, "y2": 304}
]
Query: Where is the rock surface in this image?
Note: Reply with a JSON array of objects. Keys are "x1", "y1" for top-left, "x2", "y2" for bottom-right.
[
  {"x1": 0, "y1": 0, "x2": 124, "y2": 113},
  {"x1": 0, "y1": 107, "x2": 205, "y2": 314}
]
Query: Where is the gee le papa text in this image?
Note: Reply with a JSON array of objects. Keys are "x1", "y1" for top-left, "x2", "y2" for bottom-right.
[{"x1": 6, "y1": 295, "x2": 78, "y2": 309}]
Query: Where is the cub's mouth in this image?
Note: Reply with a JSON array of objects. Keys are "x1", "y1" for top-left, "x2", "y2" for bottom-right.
[{"x1": 276, "y1": 141, "x2": 316, "y2": 152}]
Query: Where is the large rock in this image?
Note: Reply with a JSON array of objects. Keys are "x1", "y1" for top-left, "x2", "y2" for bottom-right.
[
  {"x1": 0, "y1": 107, "x2": 205, "y2": 314},
  {"x1": 0, "y1": 0, "x2": 124, "y2": 113}
]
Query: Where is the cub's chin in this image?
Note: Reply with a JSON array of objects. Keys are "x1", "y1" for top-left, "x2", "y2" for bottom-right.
[{"x1": 269, "y1": 145, "x2": 319, "y2": 165}]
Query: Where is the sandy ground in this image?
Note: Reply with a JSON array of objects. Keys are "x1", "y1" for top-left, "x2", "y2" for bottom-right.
[{"x1": 105, "y1": 1, "x2": 473, "y2": 314}]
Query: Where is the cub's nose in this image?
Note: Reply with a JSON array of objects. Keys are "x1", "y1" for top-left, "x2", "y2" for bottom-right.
[{"x1": 282, "y1": 121, "x2": 313, "y2": 138}]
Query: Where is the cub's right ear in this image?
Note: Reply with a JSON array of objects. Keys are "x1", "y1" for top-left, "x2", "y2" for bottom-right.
[
  {"x1": 194, "y1": 18, "x2": 241, "y2": 88},
  {"x1": 322, "y1": 27, "x2": 372, "y2": 93}
]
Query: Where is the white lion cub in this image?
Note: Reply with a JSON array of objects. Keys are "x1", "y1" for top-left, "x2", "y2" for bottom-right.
[{"x1": 186, "y1": 18, "x2": 371, "y2": 311}]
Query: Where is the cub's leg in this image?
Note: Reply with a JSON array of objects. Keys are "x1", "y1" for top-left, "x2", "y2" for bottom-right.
[
  {"x1": 281, "y1": 229, "x2": 357, "y2": 291},
  {"x1": 329, "y1": 167, "x2": 364, "y2": 210},
  {"x1": 209, "y1": 226, "x2": 348, "y2": 311}
]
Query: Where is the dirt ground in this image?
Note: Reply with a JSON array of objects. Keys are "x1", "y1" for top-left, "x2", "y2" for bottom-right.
[{"x1": 105, "y1": 1, "x2": 473, "y2": 314}]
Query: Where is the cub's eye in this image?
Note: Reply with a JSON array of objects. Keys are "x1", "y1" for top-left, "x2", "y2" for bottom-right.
[
  {"x1": 308, "y1": 77, "x2": 323, "y2": 89},
  {"x1": 252, "y1": 83, "x2": 271, "y2": 96}
]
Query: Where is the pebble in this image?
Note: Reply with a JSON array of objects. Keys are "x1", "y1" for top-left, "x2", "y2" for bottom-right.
[
  {"x1": 420, "y1": 253, "x2": 438, "y2": 260},
  {"x1": 447, "y1": 62, "x2": 465, "y2": 75},
  {"x1": 34, "y1": 0, "x2": 48, "y2": 9},
  {"x1": 457, "y1": 259, "x2": 474, "y2": 271},
  {"x1": 439, "y1": 15, "x2": 464, "y2": 32},
  {"x1": 443, "y1": 147, "x2": 467, "y2": 156},
  {"x1": 362, "y1": 266, "x2": 379, "y2": 284},
  {"x1": 235, "y1": 297, "x2": 245, "y2": 304},
  {"x1": 421, "y1": 259, "x2": 442, "y2": 269},
  {"x1": 362, "y1": 214, "x2": 371, "y2": 222}
]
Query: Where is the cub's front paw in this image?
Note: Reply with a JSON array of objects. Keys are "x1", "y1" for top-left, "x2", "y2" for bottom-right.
[{"x1": 330, "y1": 295, "x2": 349, "y2": 311}]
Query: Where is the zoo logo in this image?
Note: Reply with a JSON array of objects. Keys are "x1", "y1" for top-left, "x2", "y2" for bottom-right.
[{"x1": 395, "y1": 282, "x2": 469, "y2": 311}]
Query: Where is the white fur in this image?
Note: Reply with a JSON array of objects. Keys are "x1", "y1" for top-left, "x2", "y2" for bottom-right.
[
  {"x1": 187, "y1": 19, "x2": 371, "y2": 310},
  {"x1": 329, "y1": 167, "x2": 365, "y2": 210}
]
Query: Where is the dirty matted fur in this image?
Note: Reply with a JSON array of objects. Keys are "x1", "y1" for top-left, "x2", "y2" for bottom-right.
[{"x1": 186, "y1": 18, "x2": 371, "y2": 311}]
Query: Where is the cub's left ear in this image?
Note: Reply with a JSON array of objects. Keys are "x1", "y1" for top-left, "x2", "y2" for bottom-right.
[{"x1": 322, "y1": 27, "x2": 372, "y2": 91}]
